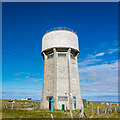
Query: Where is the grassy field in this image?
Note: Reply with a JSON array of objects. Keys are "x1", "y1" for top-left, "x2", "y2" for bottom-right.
[{"x1": 1, "y1": 99, "x2": 120, "y2": 119}]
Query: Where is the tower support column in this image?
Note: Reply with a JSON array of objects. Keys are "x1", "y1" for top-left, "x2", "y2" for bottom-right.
[
  {"x1": 40, "y1": 52, "x2": 47, "y2": 109},
  {"x1": 53, "y1": 48, "x2": 57, "y2": 109},
  {"x1": 68, "y1": 48, "x2": 74, "y2": 110}
]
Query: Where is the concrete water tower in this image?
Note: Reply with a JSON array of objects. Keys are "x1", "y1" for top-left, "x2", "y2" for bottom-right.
[{"x1": 40, "y1": 27, "x2": 83, "y2": 110}]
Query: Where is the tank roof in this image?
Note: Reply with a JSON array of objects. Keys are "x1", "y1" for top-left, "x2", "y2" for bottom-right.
[
  {"x1": 42, "y1": 29, "x2": 79, "y2": 53},
  {"x1": 45, "y1": 27, "x2": 76, "y2": 35}
]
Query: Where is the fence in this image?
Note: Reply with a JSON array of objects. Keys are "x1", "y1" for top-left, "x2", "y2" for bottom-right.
[
  {"x1": 88, "y1": 104, "x2": 120, "y2": 116},
  {"x1": 3, "y1": 101, "x2": 120, "y2": 118},
  {"x1": 3, "y1": 101, "x2": 41, "y2": 111}
]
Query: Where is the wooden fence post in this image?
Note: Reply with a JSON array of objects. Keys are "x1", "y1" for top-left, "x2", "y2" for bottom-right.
[
  {"x1": 101, "y1": 106, "x2": 103, "y2": 114},
  {"x1": 11, "y1": 103, "x2": 13, "y2": 109},
  {"x1": 110, "y1": 102, "x2": 111, "y2": 109},
  {"x1": 115, "y1": 106, "x2": 116, "y2": 112},
  {"x1": 79, "y1": 107, "x2": 84, "y2": 118},
  {"x1": 105, "y1": 107, "x2": 107, "y2": 114},
  {"x1": 65, "y1": 106, "x2": 67, "y2": 116},
  {"x1": 25, "y1": 103, "x2": 26, "y2": 110},
  {"x1": 51, "y1": 114, "x2": 54, "y2": 120},
  {"x1": 4, "y1": 104, "x2": 6, "y2": 109},
  {"x1": 70, "y1": 110, "x2": 73, "y2": 120},
  {"x1": 97, "y1": 106, "x2": 99, "y2": 115},
  {"x1": 38, "y1": 102, "x2": 39, "y2": 108},
  {"x1": 109, "y1": 102, "x2": 112, "y2": 113},
  {"x1": 75, "y1": 109, "x2": 81, "y2": 117},
  {"x1": 118, "y1": 104, "x2": 119, "y2": 112},
  {"x1": 17, "y1": 102, "x2": 19, "y2": 110},
  {"x1": 106, "y1": 106, "x2": 108, "y2": 113},
  {"x1": 91, "y1": 107, "x2": 93, "y2": 116},
  {"x1": 118, "y1": 104, "x2": 120, "y2": 112},
  {"x1": 33, "y1": 103, "x2": 34, "y2": 112}
]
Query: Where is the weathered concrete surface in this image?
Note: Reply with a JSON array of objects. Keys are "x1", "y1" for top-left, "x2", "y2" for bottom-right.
[
  {"x1": 40, "y1": 30, "x2": 83, "y2": 110},
  {"x1": 42, "y1": 30, "x2": 79, "y2": 52}
]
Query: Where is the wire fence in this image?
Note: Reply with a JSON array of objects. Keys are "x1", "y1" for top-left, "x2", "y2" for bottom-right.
[{"x1": 2, "y1": 100, "x2": 120, "y2": 120}]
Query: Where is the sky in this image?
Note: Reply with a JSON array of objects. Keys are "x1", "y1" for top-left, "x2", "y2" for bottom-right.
[{"x1": 2, "y1": 2, "x2": 118, "y2": 102}]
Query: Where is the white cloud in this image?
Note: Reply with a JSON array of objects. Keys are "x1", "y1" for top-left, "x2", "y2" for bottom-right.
[
  {"x1": 78, "y1": 56, "x2": 118, "y2": 98},
  {"x1": 32, "y1": 73, "x2": 40, "y2": 76},
  {"x1": 31, "y1": 79, "x2": 39, "y2": 82},
  {"x1": 14, "y1": 74, "x2": 20, "y2": 76},
  {"x1": 26, "y1": 77, "x2": 43, "y2": 82},
  {"x1": 95, "y1": 52, "x2": 105, "y2": 57},
  {"x1": 108, "y1": 49, "x2": 118, "y2": 54},
  {"x1": 78, "y1": 59, "x2": 101, "y2": 66},
  {"x1": 13, "y1": 73, "x2": 43, "y2": 83},
  {"x1": 25, "y1": 76, "x2": 29, "y2": 78},
  {"x1": 19, "y1": 72, "x2": 30, "y2": 75},
  {"x1": 14, "y1": 72, "x2": 31, "y2": 76}
]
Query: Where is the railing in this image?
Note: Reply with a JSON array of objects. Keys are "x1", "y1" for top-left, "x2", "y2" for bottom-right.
[{"x1": 45, "y1": 27, "x2": 76, "y2": 34}]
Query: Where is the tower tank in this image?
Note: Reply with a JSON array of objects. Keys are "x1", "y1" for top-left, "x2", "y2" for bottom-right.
[{"x1": 40, "y1": 27, "x2": 83, "y2": 110}]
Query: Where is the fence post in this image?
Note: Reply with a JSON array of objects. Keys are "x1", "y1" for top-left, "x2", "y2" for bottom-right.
[
  {"x1": 11, "y1": 103, "x2": 13, "y2": 109},
  {"x1": 105, "y1": 107, "x2": 107, "y2": 114},
  {"x1": 75, "y1": 109, "x2": 81, "y2": 117},
  {"x1": 38, "y1": 102, "x2": 39, "y2": 108},
  {"x1": 65, "y1": 106, "x2": 67, "y2": 116},
  {"x1": 115, "y1": 106, "x2": 116, "y2": 112},
  {"x1": 101, "y1": 106, "x2": 103, "y2": 114},
  {"x1": 91, "y1": 107, "x2": 93, "y2": 116},
  {"x1": 118, "y1": 104, "x2": 120, "y2": 112},
  {"x1": 97, "y1": 106, "x2": 99, "y2": 115},
  {"x1": 25, "y1": 102, "x2": 26, "y2": 110},
  {"x1": 51, "y1": 114, "x2": 54, "y2": 120},
  {"x1": 70, "y1": 110, "x2": 73, "y2": 120},
  {"x1": 33, "y1": 103, "x2": 34, "y2": 112},
  {"x1": 17, "y1": 102, "x2": 19, "y2": 110},
  {"x1": 4, "y1": 104, "x2": 6, "y2": 109},
  {"x1": 109, "y1": 102, "x2": 112, "y2": 113},
  {"x1": 79, "y1": 107, "x2": 84, "y2": 119},
  {"x1": 106, "y1": 106, "x2": 108, "y2": 113},
  {"x1": 118, "y1": 104, "x2": 119, "y2": 112},
  {"x1": 110, "y1": 102, "x2": 111, "y2": 109}
]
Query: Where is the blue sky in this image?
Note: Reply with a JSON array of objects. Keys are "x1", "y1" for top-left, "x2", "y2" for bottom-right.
[{"x1": 2, "y1": 2, "x2": 118, "y2": 102}]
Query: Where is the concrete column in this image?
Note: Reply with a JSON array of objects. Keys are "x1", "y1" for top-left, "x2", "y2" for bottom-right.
[
  {"x1": 76, "y1": 53, "x2": 83, "y2": 109},
  {"x1": 68, "y1": 48, "x2": 73, "y2": 110},
  {"x1": 53, "y1": 48, "x2": 57, "y2": 109},
  {"x1": 40, "y1": 52, "x2": 47, "y2": 109}
]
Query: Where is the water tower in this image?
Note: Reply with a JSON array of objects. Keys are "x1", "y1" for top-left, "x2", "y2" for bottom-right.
[{"x1": 40, "y1": 27, "x2": 83, "y2": 110}]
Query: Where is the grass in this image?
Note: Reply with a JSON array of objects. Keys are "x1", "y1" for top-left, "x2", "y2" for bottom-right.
[{"x1": 1, "y1": 99, "x2": 120, "y2": 119}]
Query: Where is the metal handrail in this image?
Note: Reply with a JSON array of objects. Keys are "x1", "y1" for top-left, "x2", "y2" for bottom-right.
[{"x1": 45, "y1": 27, "x2": 76, "y2": 34}]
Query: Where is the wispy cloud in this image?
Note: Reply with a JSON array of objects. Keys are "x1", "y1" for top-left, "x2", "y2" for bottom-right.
[
  {"x1": 14, "y1": 74, "x2": 20, "y2": 76},
  {"x1": 95, "y1": 52, "x2": 105, "y2": 57},
  {"x1": 25, "y1": 76, "x2": 29, "y2": 78},
  {"x1": 13, "y1": 72, "x2": 43, "y2": 83},
  {"x1": 2, "y1": 89, "x2": 42, "y2": 99},
  {"x1": 78, "y1": 59, "x2": 101, "y2": 66},
  {"x1": 19, "y1": 72, "x2": 30, "y2": 75},
  {"x1": 33, "y1": 73, "x2": 40, "y2": 76},
  {"x1": 78, "y1": 49, "x2": 118, "y2": 98},
  {"x1": 108, "y1": 48, "x2": 118, "y2": 54},
  {"x1": 26, "y1": 78, "x2": 43, "y2": 82},
  {"x1": 14, "y1": 72, "x2": 30, "y2": 76}
]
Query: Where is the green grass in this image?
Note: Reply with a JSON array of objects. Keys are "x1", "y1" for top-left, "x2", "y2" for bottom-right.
[{"x1": 1, "y1": 99, "x2": 120, "y2": 119}]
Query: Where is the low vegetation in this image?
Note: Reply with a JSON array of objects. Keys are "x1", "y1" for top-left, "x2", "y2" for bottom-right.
[{"x1": 1, "y1": 99, "x2": 119, "y2": 119}]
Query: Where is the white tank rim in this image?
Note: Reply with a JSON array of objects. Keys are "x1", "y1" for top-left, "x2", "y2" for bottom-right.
[
  {"x1": 42, "y1": 29, "x2": 78, "y2": 39},
  {"x1": 41, "y1": 47, "x2": 79, "y2": 55}
]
